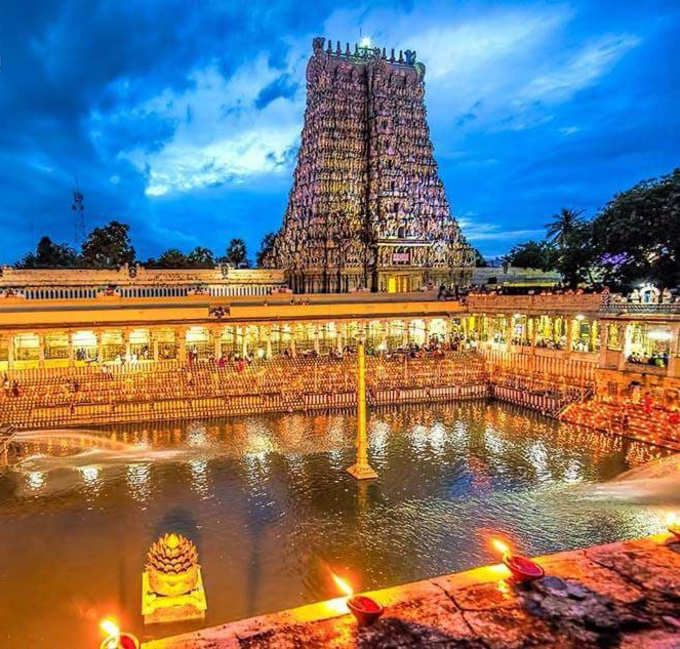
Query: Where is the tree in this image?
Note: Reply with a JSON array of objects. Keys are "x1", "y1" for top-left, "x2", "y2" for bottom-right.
[
  {"x1": 593, "y1": 168, "x2": 680, "y2": 296},
  {"x1": 186, "y1": 246, "x2": 215, "y2": 268},
  {"x1": 472, "y1": 248, "x2": 488, "y2": 267},
  {"x1": 81, "y1": 221, "x2": 135, "y2": 268},
  {"x1": 546, "y1": 208, "x2": 584, "y2": 247},
  {"x1": 223, "y1": 238, "x2": 250, "y2": 268},
  {"x1": 256, "y1": 232, "x2": 276, "y2": 267},
  {"x1": 554, "y1": 221, "x2": 597, "y2": 288},
  {"x1": 504, "y1": 240, "x2": 556, "y2": 270},
  {"x1": 149, "y1": 249, "x2": 188, "y2": 268},
  {"x1": 16, "y1": 236, "x2": 80, "y2": 268}
]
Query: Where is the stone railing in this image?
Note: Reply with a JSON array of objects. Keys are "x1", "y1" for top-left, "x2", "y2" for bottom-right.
[
  {"x1": 464, "y1": 292, "x2": 603, "y2": 313},
  {"x1": 601, "y1": 303, "x2": 680, "y2": 315}
]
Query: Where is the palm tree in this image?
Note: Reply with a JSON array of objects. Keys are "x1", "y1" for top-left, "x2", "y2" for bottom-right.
[{"x1": 546, "y1": 208, "x2": 584, "y2": 247}]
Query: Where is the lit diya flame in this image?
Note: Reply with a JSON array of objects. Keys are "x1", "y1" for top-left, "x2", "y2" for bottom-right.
[
  {"x1": 330, "y1": 571, "x2": 383, "y2": 627},
  {"x1": 490, "y1": 536, "x2": 544, "y2": 583},
  {"x1": 331, "y1": 572, "x2": 354, "y2": 598},
  {"x1": 99, "y1": 617, "x2": 139, "y2": 649},
  {"x1": 667, "y1": 513, "x2": 680, "y2": 541}
]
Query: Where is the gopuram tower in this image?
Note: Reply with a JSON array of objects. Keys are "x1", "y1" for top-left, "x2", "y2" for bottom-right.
[{"x1": 264, "y1": 37, "x2": 475, "y2": 293}]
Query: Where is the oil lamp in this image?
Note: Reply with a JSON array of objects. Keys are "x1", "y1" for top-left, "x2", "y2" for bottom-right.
[
  {"x1": 99, "y1": 618, "x2": 139, "y2": 649},
  {"x1": 667, "y1": 513, "x2": 680, "y2": 541},
  {"x1": 331, "y1": 572, "x2": 383, "y2": 627},
  {"x1": 491, "y1": 537, "x2": 544, "y2": 583}
]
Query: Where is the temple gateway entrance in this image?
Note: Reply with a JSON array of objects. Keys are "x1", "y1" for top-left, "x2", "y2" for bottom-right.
[{"x1": 387, "y1": 275, "x2": 411, "y2": 293}]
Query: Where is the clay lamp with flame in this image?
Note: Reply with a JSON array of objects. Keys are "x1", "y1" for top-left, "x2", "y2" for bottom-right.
[
  {"x1": 491, "y1": 538, "x2": 544, "y2": 584},
  {"x1": 667, "y1": 513, "x2": 680, "y2": 542},
  {"x1": 332, "y1": 573, "x2": 383, "y2": 627},
  {"x1": 99, "y1": 618, "x2": 139, "y2": 649}
]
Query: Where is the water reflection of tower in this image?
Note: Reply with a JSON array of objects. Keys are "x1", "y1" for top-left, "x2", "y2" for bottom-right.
[{"x1": 72, "y1": 185, "x2": 86, "y2": 247}]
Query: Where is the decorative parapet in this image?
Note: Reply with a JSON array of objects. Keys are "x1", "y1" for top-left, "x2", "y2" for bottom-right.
[
  {"x1": 465, "y1": 292, "x2": 604, "y2": 313},
  {"x1": 601, "y1": 303, "x2": 680, "y2": 315},
  {"x1": 0, "y1": 265, "x2": 286, "y2": 288},
  {"x1": 313, "y1": 36, "x2": 418, "y2": 68}
]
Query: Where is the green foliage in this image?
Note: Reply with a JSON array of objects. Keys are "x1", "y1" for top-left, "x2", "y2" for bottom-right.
[
  {"x1": 16, "y1": 236, "x2": 80, "y2": 268},
  {"x1": 256, "y1": 232, "x2": 276, "y2": 267},
  {"x1": 504, "y1": 240, "x2": 557, "y2": 270},
  {"x1": 594, "y1": 168, "x2": 680, "y2": 294},
  {"x1": 223, "y1": 238, "x2": 250, "y2": 268},
  {"x1": 186, "y1": 246, "x2": 215, "y2": 268},
  {"x1": 147, "y1": 248, "x2": 188, "y2": 268},
  {"x1": 81, "y1": 220, "x2": 135, "y2": 268}
]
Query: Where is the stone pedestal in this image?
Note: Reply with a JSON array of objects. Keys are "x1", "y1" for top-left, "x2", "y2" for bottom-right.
[{"x1": 142, "y1": 569, "x2": 207, "y2": 625}]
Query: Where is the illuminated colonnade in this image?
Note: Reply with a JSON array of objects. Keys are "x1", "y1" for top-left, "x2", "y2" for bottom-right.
[
  {"x1": 0, "y1": 312, "x2": 678, "y2": 381},
  {"x1": 0, "y1": 317, "x2": 452, "y2": 370}
]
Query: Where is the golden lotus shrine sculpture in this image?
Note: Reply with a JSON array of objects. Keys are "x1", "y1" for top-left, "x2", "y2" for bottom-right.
[{"x1": 142, "y1": 532, "x2": 207, "y2": 624}]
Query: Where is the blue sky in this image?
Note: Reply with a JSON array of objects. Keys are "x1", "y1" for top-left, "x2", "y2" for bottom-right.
[{"x1": 1, "y1": 0, "x2": 678, "y2": 263}]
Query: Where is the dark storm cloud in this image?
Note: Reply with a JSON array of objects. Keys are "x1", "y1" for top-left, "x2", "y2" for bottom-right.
[{"x1": 0, "y1": 0, "x2": 678, "y2": 262}]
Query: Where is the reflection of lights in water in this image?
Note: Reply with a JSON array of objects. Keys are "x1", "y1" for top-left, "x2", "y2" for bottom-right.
[
  {"x1": 410, "y1": 424, "x2": 428, "y2": 452},
  {"x1": 451, "y1": 421, "x2": 468, "y2": 445},
  {"x1": 564, "y1": 459, "x2": 583, "y2": 483},
  {"x1": 327, "y1": 416, "x2": 346, "y2": 449},
  {"x1": 126, "y1": 463, "x2": 150, "y2": 502},
  {"x1": 528, "y1": 441, "x2": 549, "y2": 480},
  {"x1": 189, "y1": 459, "x2": 209, "y2": 497},
  {"x1": 429, "y1": 422, "x2": 447, "y2": 456},
  {"x1": 27, "y1": 471, "x2": 45, "y2": 490},
  {"x1": 483, "y1": 427, "x2": 506, "y2": 455},
  {"x1": 246, "y1": 432, "x2": 274, "y2": 459},
  {"x1": 79, "y1": 465, "x2": 100, "y2": 484},
  {"x1": 327, "y1": 447, "x2": 344, "y2": 469},
  {"x1": 369, "y1": 420, "x2": 390, "y2": 454},
  {"x1": 186, "y1": 423, "x2": 208, "y2": 448}
]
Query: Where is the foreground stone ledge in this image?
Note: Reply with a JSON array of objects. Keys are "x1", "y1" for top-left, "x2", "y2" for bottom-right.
[{"x1": 143, "y1": 535, "x2": 680, "y2": 649}]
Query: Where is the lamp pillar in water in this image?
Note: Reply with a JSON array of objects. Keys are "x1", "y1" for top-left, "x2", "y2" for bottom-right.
[{"x1": 347, "y1": 341, "x2": 378, "y2": 480}]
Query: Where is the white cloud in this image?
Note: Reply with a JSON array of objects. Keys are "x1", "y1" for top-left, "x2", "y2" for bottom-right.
[
  {"x1": 458, "y1": 219, "x2": 545, "y2": 242},
  {"x1": 520, "y1": 34, "x2": 640, "y2": 103},
  {"x1": 559, "y1": 126, "x2": 581, "y2": 136},
  {"x1": 88, "y1": 3, "x2": 641, "y2": 197},
  {"x1": 91, "y1": 51, "x2": 307, "y2": 196}
]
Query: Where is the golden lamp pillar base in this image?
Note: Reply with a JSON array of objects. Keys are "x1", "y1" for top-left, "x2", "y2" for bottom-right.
[
  {"x1": 346, "y1": 463, "x2": 378, "y2": 480},
  {"x1": 142, "y1": 569, "x2": 207, "y2": 625}
]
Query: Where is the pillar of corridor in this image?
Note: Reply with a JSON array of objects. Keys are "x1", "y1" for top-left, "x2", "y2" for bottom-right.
[
  {"x1": 213, "y1": 326, "x2": 222, "y2": 360},
  {"x1": 6, "y1": 333, "x2": 14, "y2": 370},
  {"x1": 38, "y1": 333, "x2": 45, "y2": 368},
  {"x1": 264, "y1": 325, "x2": 273, "y2": 359},
  {"x1": 241, "y1": 326, "x2": 248, "y2": 358},
  {"x1": 505, "y1": 317, "x2": 514, "y2": 349},
  {"x1": 599, "y1": 321, "x2": 609, "y2": 367},
  {"x1": 176, "y1": 328, "x2": 187, "y2": 364},
  {"x1": 68, "y1": 331, "x2": 75, "y2": 367},
  {"x1": 313, "y1": 325, "x2": 320, "y2": 355},
  {"x1": 337, "y1": 322, "x2": 345, "y2": 355},
  {"x1": 669, "y1": 323, "x2": 680, "y2": 378},
  {"x1": 124, "y1": 328, "x2": 132, "y2": 361}
]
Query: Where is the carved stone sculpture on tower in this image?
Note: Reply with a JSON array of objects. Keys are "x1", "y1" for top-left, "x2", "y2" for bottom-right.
[{"x1": 263, "y1": 37, "x2": 475, "y2": 293}]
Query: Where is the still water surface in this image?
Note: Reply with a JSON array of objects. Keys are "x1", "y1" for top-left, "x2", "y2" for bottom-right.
[{"x1": 0, "y1": 402, "x2": 671, "y2": 647}]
